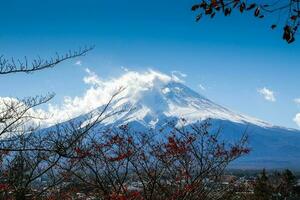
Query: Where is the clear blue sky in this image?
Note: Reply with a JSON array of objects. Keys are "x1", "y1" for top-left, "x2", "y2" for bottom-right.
[{"x1": 0, "y1": 0, "x2": 299, "y2": 128}]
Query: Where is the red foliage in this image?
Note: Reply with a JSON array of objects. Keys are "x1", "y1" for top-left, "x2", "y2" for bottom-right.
[
  {"x1": 191, "y1": 0, "x2": 299, "y2": 43},
  {"x1": 229, "y1": 146, "x2": 250, "y2": 157},
  {"x1": 109, "y1": 190, "x2": 143, "y2": 200},
  {"x1": 0, "y1": 150, "x2": 10, "y2": 156},
  {"x1": 0, "y1": 183, "x2": 9, "y2": 191},
  {"x1": 164, "y1": 136, "x2": 189, "y2": 156},
  {"x1": 111, "y1": 135, "x2": 124, "y2": 144},
  {"x1": 74, "y1": 147, "x2": 91, "y2": 158},
  {"x1": 108, "y1": 150, "x2": 133, "y2": 162}
]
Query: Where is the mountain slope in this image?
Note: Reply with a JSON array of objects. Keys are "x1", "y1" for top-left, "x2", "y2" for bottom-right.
[
  {"x1": 63, "y1": 70, "x2": 300, "y2": 169},
  {"x1": 102, "y1": 81, "x2": 272, "y2": 127}
]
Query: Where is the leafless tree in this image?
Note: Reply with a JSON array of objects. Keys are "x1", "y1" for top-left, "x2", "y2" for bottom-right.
[
  {"x1": 0, "y1": 89, "x2": 124, "y2": 200},
  {"x1": 0, "y1": 46, "x2": 93, "y2": 75},
  {"x1": 63, "y1": 119, "x2": 249, "y2": 200},
  {"x1": 0, "y1": 46, "x2": 115, "y2": 199}
]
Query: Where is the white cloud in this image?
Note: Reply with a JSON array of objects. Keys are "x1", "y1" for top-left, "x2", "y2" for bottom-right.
[
  {"x1": 294, "y1": 98, "x2": 300, "y2": 105},
  {"x1": 0, "y1": 69, "x2": 188, "y2": 127},
  {"x1": 293, "y1": 98, "x2": 300, "y2": 128},
  {"x1": 83, "y1": 68, "x2": 103, "y2": 86},
  {"x1": 24, "y1": 69, "x2": 182, "y2": 126},
  {"x1": 171, "y1": 71, "x2": 187, "y2": 83},
  {"x1": 198, "y1": 84, "x2": 206, "y2": 91},
  {"x1": 162, "y1": 87, "x2": 171, "y2": 94},
  {"x1": 0, "y1": 97, "x2": 52, "y2": 136},
  {"x1": 294, "y1": 113, "x2": 300, "y2": 127},
  {"x1": 75, "y1": 60, "x2": 82, "y2": 66},
  {"x1": 257, "y1": 87, "x2": 276, "y2": 102},
  {"x1": 121, "y1": 66, "x2": 129, "y2": 72}
]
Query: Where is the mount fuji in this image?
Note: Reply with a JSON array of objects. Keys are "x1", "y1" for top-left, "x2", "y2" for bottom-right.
[{"x1": 52, "y1": 70, "x2": 300, "y2": 170}]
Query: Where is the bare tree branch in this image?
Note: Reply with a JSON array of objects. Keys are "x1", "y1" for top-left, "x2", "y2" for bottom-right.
[{"x1": 0, "y1": 46, "x2": 94, "y2": 75}]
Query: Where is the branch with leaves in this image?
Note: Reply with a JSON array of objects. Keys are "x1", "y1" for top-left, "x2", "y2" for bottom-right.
[
  {"x1": 192, "y1": 0, "x2": 300, "y2": 43},
  {"x1": 58, "y1": 119, "x2": 250, "y2": 200}
]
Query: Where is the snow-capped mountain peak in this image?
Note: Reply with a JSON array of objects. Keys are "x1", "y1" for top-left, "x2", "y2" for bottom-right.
[
  {"x1": 102, "y1": 74, "x2": 271, "y2": 128},
  {"x1": 43, "y1": 69, "x2": 300, "y2": 169}
]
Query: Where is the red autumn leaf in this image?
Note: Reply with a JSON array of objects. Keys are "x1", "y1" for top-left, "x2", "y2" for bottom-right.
[
  {"x1": 291, "y1": 15, "x2": 297, "y2": 21},
  {"x1": 247, "y1": 3, "x2": 256, "y2": 10},
  {"x1": 254, "y1": 7, "x2": 260, "y2": 17},
  {"x1": 271, "y1": 24, "x2": 277, "y2": 29},
  {"x1": 0, "y1": 183, "x2": 9, "y2": 191},
  {"x1": 239, "y1": 3, "x2": 245, "y2": 13},
  {"x1": 196, "y1": 14, "x2": 203, "y2": 22},
  {"x1": 224, "y1": 8, "x2": 232, "y2": 16},
  {"x1": 205, "y1": 7, "x2": 213, "y2": 15},
  {"x1": 200, "y1": 2, "x2": 207, "y2": 8},
  {"x1": 191, "y1": 4, "x2": 200, "y2": 11},
  {"x1": 233, "y1": 1, "x2": 239, "y2": 8},
  {"x1": 211, "y1": 0, "x2": 218, "y2": 8},
  {"x1": 211, "y1": 12, "x2": 216, "y2": 18}
]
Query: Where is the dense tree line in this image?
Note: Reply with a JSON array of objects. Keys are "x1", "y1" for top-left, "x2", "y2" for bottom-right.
[{"x1": 253, "y1": 169, "x2": 299, "y2": 200}]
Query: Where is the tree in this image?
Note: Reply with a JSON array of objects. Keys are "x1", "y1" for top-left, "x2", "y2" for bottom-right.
[
  {"x1": 253, "y1": 169, "x2": 273, "y2": 200},
  {"x1": 191, "y1": 0, "x2": 300, "y2": 43},
  {"x1": 0, "y1": 46, "x2": 125, "y2": 199},
  {"x1": 0, "y1": 47, "x2": 252, "y2": 199},
  {"x1": 0, "y1": 98, "x2": 122, "y2": 199},
  {"x1": 64, "y1": 119, "x2": 249, "y2": 200},
  {"x1": 277, "y1": 169, "x2": 297, "y2": 198},
  {"x1": 0, "y1": 46, "x2": 94, "y2": 140},
  {"x1": 0, "y1": 47, "x2": 93, "y2": 74},
  {"x1": 253, "y1": 169, "x2": 298, "y2": 200}
]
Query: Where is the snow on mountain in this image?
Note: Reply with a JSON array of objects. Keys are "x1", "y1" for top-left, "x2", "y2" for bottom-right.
[
  {"x1": 79, "y1": 70, "x2": 272, "y2": 131},
  {"x1": 46, "y1": 70, "x2": 300, "y2": 169}
]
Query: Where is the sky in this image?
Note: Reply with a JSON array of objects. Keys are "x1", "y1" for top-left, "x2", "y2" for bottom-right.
[{"x1": 0, "y1": 0, "x2": 299, "y2": 129}]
